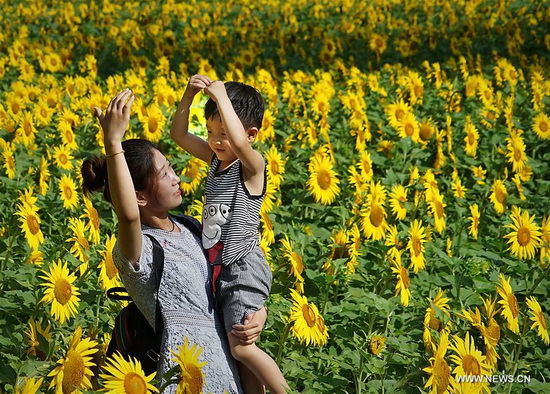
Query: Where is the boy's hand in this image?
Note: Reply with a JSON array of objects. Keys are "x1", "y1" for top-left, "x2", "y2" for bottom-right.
[
  {"x1": 204, "y1": 80, "x2": 228, "y2": 103},
  {"x1": 94, "y1": 88, "x2": 134, "y2": 145},
  {"x1": 183, "y1": 74, "x2": 212, "y2": 100}
]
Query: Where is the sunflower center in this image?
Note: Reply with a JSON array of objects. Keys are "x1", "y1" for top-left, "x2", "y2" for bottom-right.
[
  {"x1": 59, "y1": 154, "x2": 68, "y2": 165},
  {"x1": 508, "y1": 293, "x2": 519, "y2": 317},
  {"x1": 65, "y1": 130, "x2": 74, "y2": 143},
  {"x1": 370, "y1": 204, "x2": 384, "y2": 227},
  {"x1": 495, "y1": 186, "x2": 505, "y2": 203},
  {"x1": 64, "y1": 186, "x2": 73, "y2": 200},
  {"x1": 395, "y1": 108, "x2": 405, "y2": 120},
  {"x1": 148, "y1": 117, "x2": 158, "y2": 133},
  {"x1": 62, "y1": 350, "x2": 85, "y2": 393},
  {"x1": 27, "y1": 214, "x2": 40, "y2": 235},
  {"x1": 486, "y1": 318, "x2": 500, "y2": 345},
  {"x1": 419, "y1": 125, "x2": 432, "y2": 140},
  {"x1": 181, "y1": 364, "x2": 204, "y2": 393},
  {"x1": 462, "y1": 354, "x2": 481, "y2": 376},
  {"x1": 400, "y1": 267, "x2": 409, "y2": 288},
  {"x1": 428, "y1": 311, "x2": 442, "y2": 331},
  {"x1": 513, "y1": 148, "x2": 522, "y2": 162},
  {"x1": 487, "y1": 111, "x2": 496, "y2": 120},
  {"x1": 433, "y1": 357, "x2": 450, "y2": 392},
  {"x1": 435, "y1": 201, "x2": 444, "y2": 218},
  {"x1": 412, "y1": 236, "x2": 422, "y2": 256},
  {"x1": 467, "y1": 132, "x2": 475, "y2": 146},
  {"x1": 105, "y1": 256, "x2": 118, "y2": 279},
  {"x1": 302, "y1": 304, "x2": 317, "y2": 327},
  {"x1": 54, "y1": 279, "x2": 72, "y2": 305},
  {"x1": 24, "y1": 121, "x2": 33, "y2": 136},
  {"x1": 404, "y1": 123, "x2": 414, "y2": 136},
  {"x1": 123, "y1": 372, "x2": 147, "y2": 394},
  {"x1": 517, "y1": 227, "x2": 531, "y2": 246},
  {"x1": 538, "y1": 312, "x2": 547, "y2": 330},
  {"x1": 317, "y1": 170, "x2": 332, "y2": 190},
  {"x1": 540, "y1": 121, "x2": 548, "y2": 133},
  {"x1": 270, "y1": 160, "x2": 279, "y2": 175}
]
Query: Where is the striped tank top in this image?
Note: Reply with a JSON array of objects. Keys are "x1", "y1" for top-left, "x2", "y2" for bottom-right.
[{"x1": 202, "y1": 155, "x2": 265, "y2": 266}]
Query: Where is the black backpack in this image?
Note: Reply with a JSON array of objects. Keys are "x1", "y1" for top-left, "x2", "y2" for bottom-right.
[{"x1": 105, "y1": 215, "x2": 202, "y2": 375}]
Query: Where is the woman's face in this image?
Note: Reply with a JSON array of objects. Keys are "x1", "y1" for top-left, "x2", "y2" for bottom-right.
[{"x1": 146, "y1": 149, "x2": 182, "y2": 210}]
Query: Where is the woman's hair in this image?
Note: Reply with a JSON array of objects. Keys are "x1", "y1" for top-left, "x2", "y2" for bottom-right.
[{"x1": 81, "y1": 139, "x2": 161, "y2": 203}]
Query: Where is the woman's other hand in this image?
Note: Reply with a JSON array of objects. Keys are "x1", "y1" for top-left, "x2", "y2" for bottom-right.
[{"x1": 94, "y1": 88, "x2": 134, "y2": 146}]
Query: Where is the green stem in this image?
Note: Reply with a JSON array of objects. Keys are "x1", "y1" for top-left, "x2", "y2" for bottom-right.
[{"x1": 276, "y1": 323, "x2": 291, "y2": 364}]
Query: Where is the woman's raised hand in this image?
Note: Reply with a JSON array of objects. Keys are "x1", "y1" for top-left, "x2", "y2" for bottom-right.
[{"x1": 94, "y1": 89, "x2": 135, "y2": 145}]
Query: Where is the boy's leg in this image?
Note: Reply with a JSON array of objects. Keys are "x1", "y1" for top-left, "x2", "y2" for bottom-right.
[
  {"x1": 227, "y1": 333, "x2": 289, "y2": 394},
  {"x1": 236, "y1": 360, "x2": 265, "y2": 394}
]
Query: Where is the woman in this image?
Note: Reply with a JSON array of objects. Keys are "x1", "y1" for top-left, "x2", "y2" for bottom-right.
[{"x1": 82, "y1": 89, "x2": 266, "y2": 393}]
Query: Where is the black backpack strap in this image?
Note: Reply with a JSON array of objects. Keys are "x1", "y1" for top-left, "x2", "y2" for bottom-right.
[
  {"x1": 144, "y1": 234, "x2": 165, "y2": 336},
  {"x1": 106, "y1": 287, "x2": 133, "y2": 301},
  {"x1": 173, "y1": 214, "x2": 202, "y2": 239}
]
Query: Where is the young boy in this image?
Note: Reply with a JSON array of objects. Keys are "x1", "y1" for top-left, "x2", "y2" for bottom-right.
[{"x1": 170, "y1": 75, "x2": 288, "y2": 393}]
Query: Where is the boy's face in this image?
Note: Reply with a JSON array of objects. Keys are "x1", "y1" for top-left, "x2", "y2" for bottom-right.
[{"x1": 206, "y1": 116, "x2": 238, "y2": 162}]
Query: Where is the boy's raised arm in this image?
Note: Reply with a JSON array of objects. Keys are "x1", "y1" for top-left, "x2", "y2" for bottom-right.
[
  {"x1": 204, "y1": 81, "x2": 265, "y2": 176},
  {"x1": 170, "y1": 75, "x2": 213, "y2": 163}
]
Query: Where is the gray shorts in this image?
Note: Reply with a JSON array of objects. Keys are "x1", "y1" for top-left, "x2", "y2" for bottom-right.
[{"x1": 216, "y1": 246, "x2": 272, "y2": 333}]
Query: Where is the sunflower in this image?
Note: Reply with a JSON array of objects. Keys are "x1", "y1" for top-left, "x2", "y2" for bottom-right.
[
  {"x1": 27, "y1": 249, "x2": 45, "y2": 265},
  {"x1": 369, "y1": 33, "x2": 387, "y2": 56},
  {"x1": 361, "y1": 199, "x2": 388, "y2": 241},
  {"x1": 306, "y1": 153, "x2": 340, "y2": 205},
  {"x1": 141, "y1": 105, "x2": 165, "y2": 143},
  {"x1": 358, "y1": 150, "x2": 374, "y2": 181},
  {"x1": 288, "y1": 289, "x2": 328, "y2": 346},
  {"x1": 59, "y1": 174, "x2": 79, "y2": 210},
  {"x1": 101, "y1": 352, "x2": 158, "y2": 393},
  {"x1": 463, "y1": 118, "x2": 479, "y2": 157},
  {"x1": 506, "y1": 134, "x2": 527, "y2": 173},
  {"x1": 451, "y1": 173, "x2": 467, "y2": 199},
  {"x1": 258, "y1": 108, "x2": 275, "y2": 143},
  {"x1": 264, "y1": 144, "x2": 286, "y2": 188},
  {"x1": 407, "y1": 220, "x2": 427, "y2": 273},
  {"x1": 53, "y1": 145, "x2": 74, "y2": 170},
  {"x1": 496, "y1": 274, "x2": 520, "y2": 333},
  {"x1": 423, "y1": 330, "x2": 454, "y2": 394},
  {"x1": 526, "y1": 297, "x2": 549, "y2": 345},
  {"x1": 67, "y1": 218, "x2": 90, "y2": 274},
  {"x1": 99, "y1": 234, "x2": 121, "y2": 291},
  {"x1": 389, "y1": 184, "x2": 407, "y2": 220},
  {"x1": 418, "y1": 119, "x2": 435, "y2": 144},
  {"x1": 504, "y1": 206, "x2": 542, "y2": 260},
  {"x1": 260, "y1": 176, "x2": 278, "y2": 215},
  {"x1": 170, "y1": 337, "x2": 207, "y2": 394},
  {"x1": 390, "y1": 250, "x2": 410, "y2": 307},
  {"x1": 48, "y1": 327, "x2": 99, "y2": 393},
  {"x1": 2, "y1": 143, "x2": 16, "y2": 179},
  {"x1": 81, "y1": 197, "x2": 100, "y2": 244},
  {"x1": 471, "y1": 165, "x2": 486, "y2": 185},
  {"x1": 26, "y1": 318, "x2": 52, "y2": 358},
  {"x1": 280, "y1": 235, "x2": 304, "y2": 293},
  {"x1": 540, "y1": 216, "x2": 550, "y2": 268},
  {"x1": 428, "y1": 191, "x2": 446, "y2": 234},
  {"x1": 16, "y1": 202, "x2": 44, "y2": 251},
  {"x1": 15, "y1": 377, "x2": 44, "y2": 394},
  {"x1": 260, "y1": 211, "x2": 275, "y2": 246},
  {"x1": 40, "y1": 259, "x2": 80, "y2": 324},
  {"x1": 532, "y1": 112, "x2": 550, "y2": 139},
  {"x1": 347, "y1": 224, "x2": 362, "y2": 273},
  {"x1": 489, "y1": 179, "x2": 507, "y2": 214},
  {"x1": 423, "y1": 290, "x2": 451, "y2": 352},
  {"x1": 449, "y1": 333, "x2": 490, "y2": 393},
  {"x1": 396, "y1": 111, "x2": 420, "y2": 143},
  {"x1": 180, "y1": 157, "x2": 208, "y2": 195},
  {"x1": 38, "y1": 156, "x2": 51, "y2": 195},
  {"x1": 369, "y1": 335, "x2": 386, "y2": 355},
  {"x1": 468, "y1": 204, "x2": 480, "y2": 239},
  {"x1": 385, "y1": 98, "x2": 412, "y2": 127},
  {"x1": 15, "y1": 111, "x2": 37, "y2": 147}
]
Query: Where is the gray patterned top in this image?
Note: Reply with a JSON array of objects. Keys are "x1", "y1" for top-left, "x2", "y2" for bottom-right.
[{"x1": 113, "y1": 218, "x2": 242, "y2": 393}]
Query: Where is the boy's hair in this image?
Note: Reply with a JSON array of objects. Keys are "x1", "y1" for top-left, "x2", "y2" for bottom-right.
[{"x1": 204, "y1": 81, "x2": 265, "y2": 130}]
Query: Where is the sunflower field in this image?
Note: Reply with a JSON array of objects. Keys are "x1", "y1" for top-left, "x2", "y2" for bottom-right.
[{"x1": 1, "y1": 0, "x2": 550, "y2": 393}]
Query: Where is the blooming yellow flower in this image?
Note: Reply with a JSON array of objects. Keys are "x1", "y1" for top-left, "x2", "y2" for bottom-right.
[
  {"x1": 101, "y1": 352, "x2": 158, "y2": 393},
  {"x1": 171, "y1": 337, "x2": 207, "y2": 394},
  {"x1": 496, "y1": 274, "x2": 520, "y2": 333},
  {"x1": 306, "y1": 153, "x2": 340, "y2": 205},
  {"x1": 288, "y1": 289, "x2": 328, "y2": 346},
  {"x1": 408, "y1": 220, "x2": 427, "y2": 273},
  {"x1": 489, "y1": 179, "x2": 507, "y2": 214},
  {"x1": 504, "y1": 206, "x2": 542, "y2": 260},
  {"x1": 40, "y1": 260, "x2": 80, "y2": 324},
  {"x1": 526, "y1": 296, "x2": 549, "y2": 345}
]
